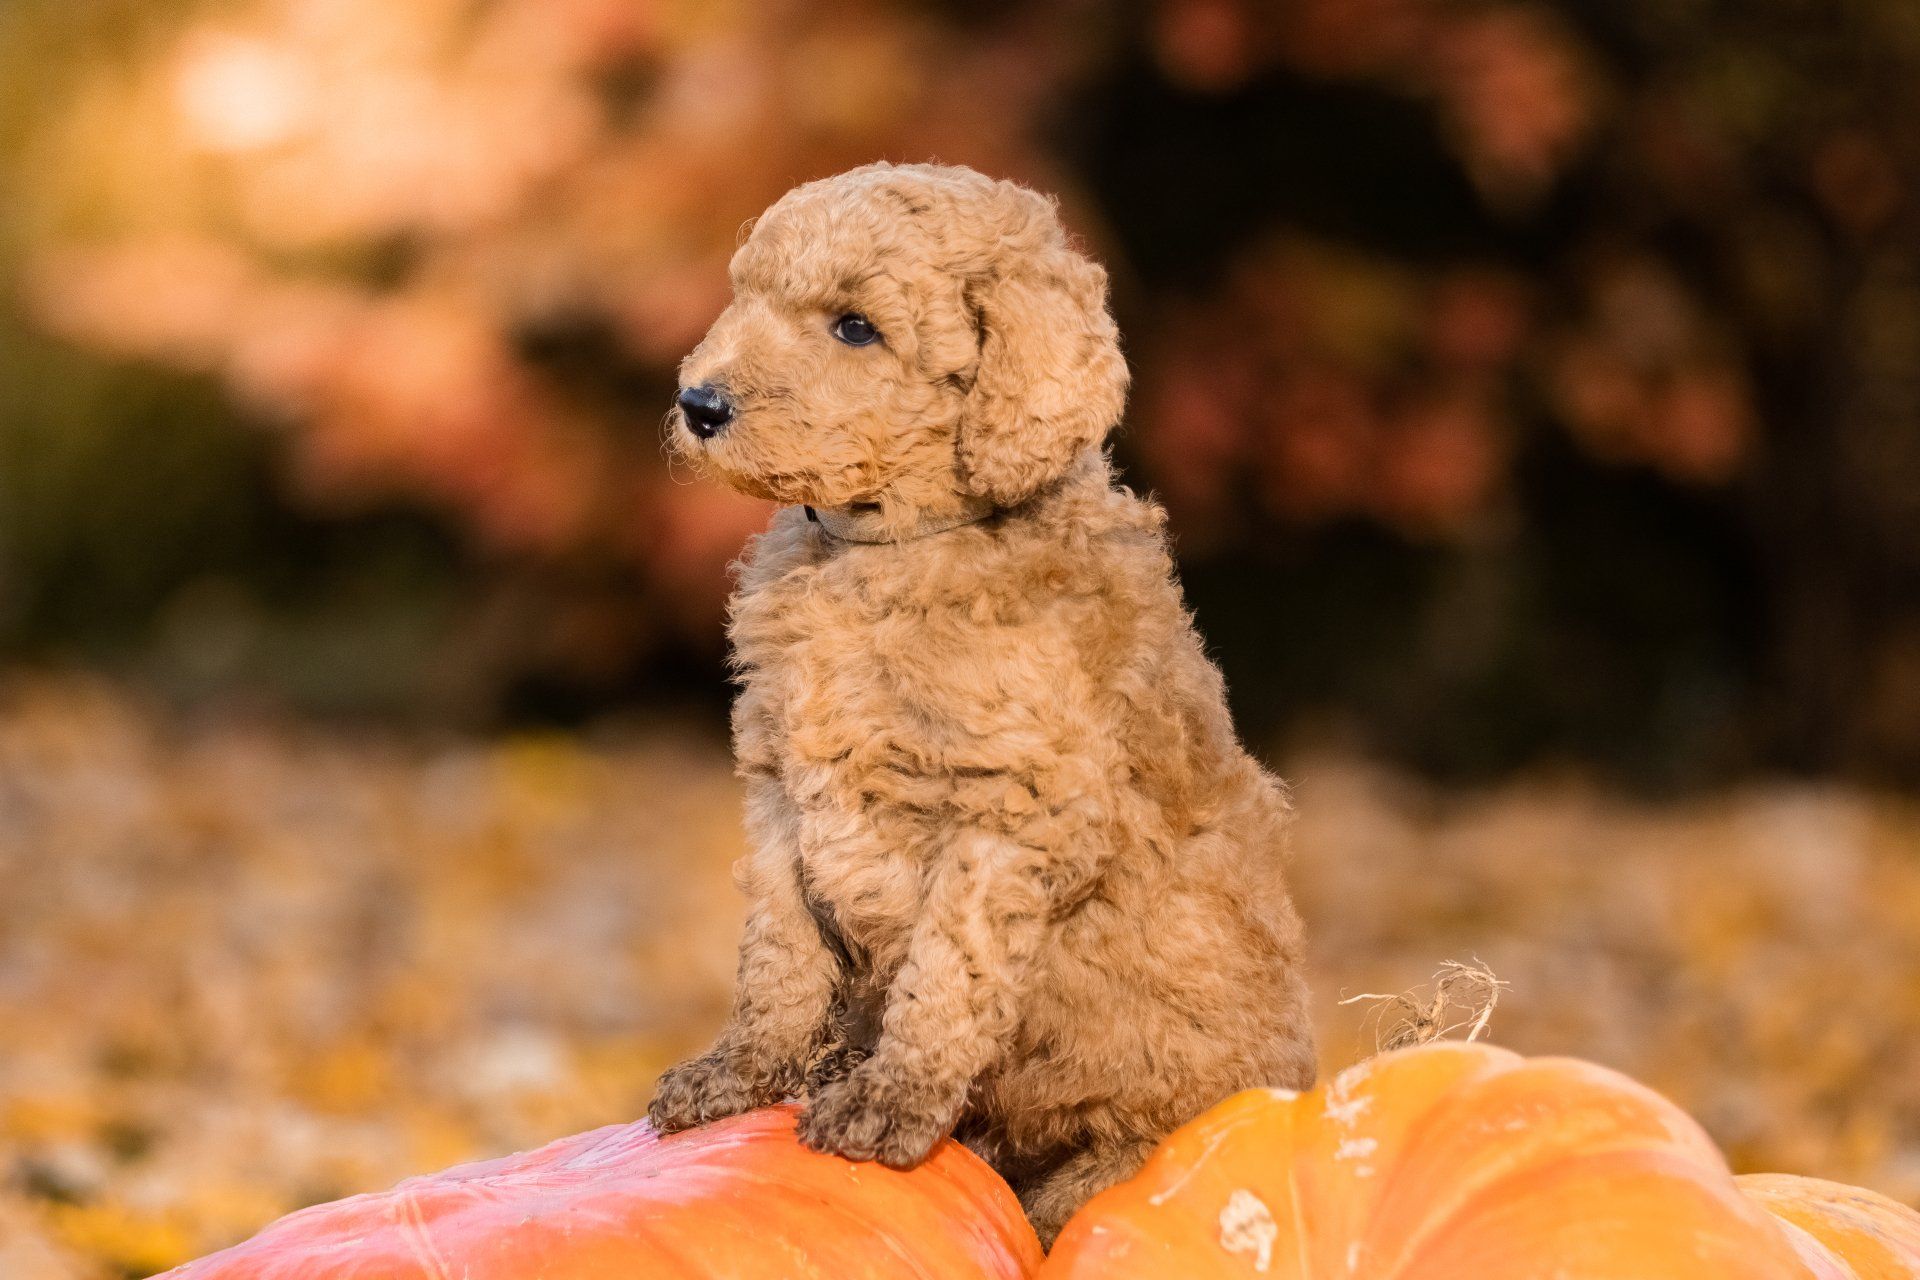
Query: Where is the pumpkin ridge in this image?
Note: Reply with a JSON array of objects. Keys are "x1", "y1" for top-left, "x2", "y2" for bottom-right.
[
  {"x1": 1364, "y1": 1052, "x2": 1734, "y2": 1280},
  {"x1": 1401, "y1": 1145, "x2": 1813, "y2": 1278},
  {"x1": 1767, "y1": 1215, "x2": 1861, "y2": 1280},
  {"x1": 681, "y1": 1135, "x2": 999, "y2": 1279},
  {"x1": 1127, "y1": 1103, "x2": 1270, "y2": 1209},
  {"x1": 390, "y1": 1183, "x2": 456, "y2": 1280},
  {"x1": 620, "y1": 1206, "x2": 719, "y2": 1275},
  {"x1": 1349, "y1": 1045, "x2": 1530, "y2": 1280},
  {"x1": 1281, "y1": 1111, "x2": 1312, "y2": 1280},
  {"x1": 628, "y1": 1157, "x2": 930, "y2": 1276},
  {"x1": 738, "y1": 1109, "x2": 1036, "y2": 1275},
  {"x1": 1518, "y1": 1057, "x2": 1729, "y2": 1157},
  {"x1": 918, "y1": 1147, "x2": 1040, "y2": 1265}
]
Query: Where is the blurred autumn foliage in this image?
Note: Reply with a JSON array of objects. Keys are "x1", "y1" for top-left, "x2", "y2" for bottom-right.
[
  {"x1": 5, "y1": 0, "x2": 1920, "y2": 779},
  {"x1": 3, "y1": 681, "x2": 1919, "y2": 1279}
]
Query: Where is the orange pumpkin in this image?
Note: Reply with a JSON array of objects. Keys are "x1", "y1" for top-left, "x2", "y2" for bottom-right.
[
  {"x1": 159, "y1": 1103, "x2": 1042, "y2": 1280},
  {"x1": 1042, "y1": 1041, "x2": 1920, "y2": 1280},
  {"x1": 1744, "y1": 1174, "x2": 1920, "y2": 1280}
]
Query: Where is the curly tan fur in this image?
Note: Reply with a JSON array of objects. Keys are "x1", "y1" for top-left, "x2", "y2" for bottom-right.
[{"x1": 648, "y1": 162, "x2": 1314, "y2": 1243}]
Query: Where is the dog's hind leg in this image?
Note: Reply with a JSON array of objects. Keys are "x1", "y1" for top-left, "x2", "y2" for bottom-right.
[{"x1": 1016, "y1": 1135, "x2": 1159, "y2": 1248}]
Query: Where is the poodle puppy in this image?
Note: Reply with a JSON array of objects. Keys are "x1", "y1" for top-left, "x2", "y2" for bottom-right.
[{"x1": 648, "y1": 162, "x2": 1314, "y2": 1242}]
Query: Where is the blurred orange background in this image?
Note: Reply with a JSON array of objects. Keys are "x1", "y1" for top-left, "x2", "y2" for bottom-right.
[{"x1": 2, "y1": 1, "x2": 1919, "y2": 1275}]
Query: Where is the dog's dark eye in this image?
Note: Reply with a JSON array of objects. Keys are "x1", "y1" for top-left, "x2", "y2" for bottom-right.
[{"x1": 832, "y1": 313, "x2": 879, "y2": 346}]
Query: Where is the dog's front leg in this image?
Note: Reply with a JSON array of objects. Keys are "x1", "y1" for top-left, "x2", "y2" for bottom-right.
[
  {"x1": 798, "y1": 829, "x2": 1046, "y2": 1169},
  {"x1": 648, "y1": 807, "x2": 839, "y2": 1132}
]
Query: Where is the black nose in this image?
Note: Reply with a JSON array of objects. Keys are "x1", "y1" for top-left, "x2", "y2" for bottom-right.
[{"x1": 676, "y1": 384, "x2": 734, "y2": 438}]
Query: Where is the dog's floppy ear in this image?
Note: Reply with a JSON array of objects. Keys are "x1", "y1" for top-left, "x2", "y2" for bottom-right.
[{"x1": 954, "y1": 202, "x2": 1129, "y2": 508}]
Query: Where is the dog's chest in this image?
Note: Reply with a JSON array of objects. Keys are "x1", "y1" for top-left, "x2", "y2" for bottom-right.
[
  {"x1": 730, "y1": 550, "x2": 951, "y2": 965},
  {"x1": 731, "y1": 551, "x2": 933, "y2": 769}
]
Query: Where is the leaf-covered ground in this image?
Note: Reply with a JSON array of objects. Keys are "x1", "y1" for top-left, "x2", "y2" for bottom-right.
[{"x1": 2, "y1": 679, "x2": 1917, "y2": 1278}]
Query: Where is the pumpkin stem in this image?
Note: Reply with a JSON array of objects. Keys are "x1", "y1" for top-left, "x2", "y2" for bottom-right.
[{"x1": 1339, "y1": 959, "x2": 1508, "y2": 1053}]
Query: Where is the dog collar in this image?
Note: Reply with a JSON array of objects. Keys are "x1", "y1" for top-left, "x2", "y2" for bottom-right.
[{"x1": 802, "y1": 496, "x2": 995, "y2": 544}]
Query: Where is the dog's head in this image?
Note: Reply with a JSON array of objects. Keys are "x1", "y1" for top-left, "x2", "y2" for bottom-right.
[{"x1": 670, "y1": 163, "x2": 1128, "y2": 524}]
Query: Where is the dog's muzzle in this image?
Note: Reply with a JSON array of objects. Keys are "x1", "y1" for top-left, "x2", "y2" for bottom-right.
[{"x1": 676, "y1": 384, "x2": 734, "y2": 439}]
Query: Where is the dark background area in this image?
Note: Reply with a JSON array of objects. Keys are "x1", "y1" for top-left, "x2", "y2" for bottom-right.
[{"x1": 5, "y1": 0, "x2": 1919, "y2": 787}]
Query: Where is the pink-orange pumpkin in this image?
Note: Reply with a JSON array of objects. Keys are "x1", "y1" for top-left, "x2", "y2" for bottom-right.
[
  {"x1": 1041, "y1": 1041, "x2": 1920, "y2": 1280},
  {"x1": 159, "y1": 1103, "x2": 1041, "y2": 1280}
]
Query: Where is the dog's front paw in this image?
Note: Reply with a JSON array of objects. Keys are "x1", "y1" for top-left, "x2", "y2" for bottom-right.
[
  {"x1": 803, "y1": 1038, "x2": 868, "y2": 1094},
  {"x1": 647, "y1": 1051, "x2": 775, "y2": 1133},
  {"x1": 798, "y1": 1064, "x2": 954, "y2": 1169}
]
